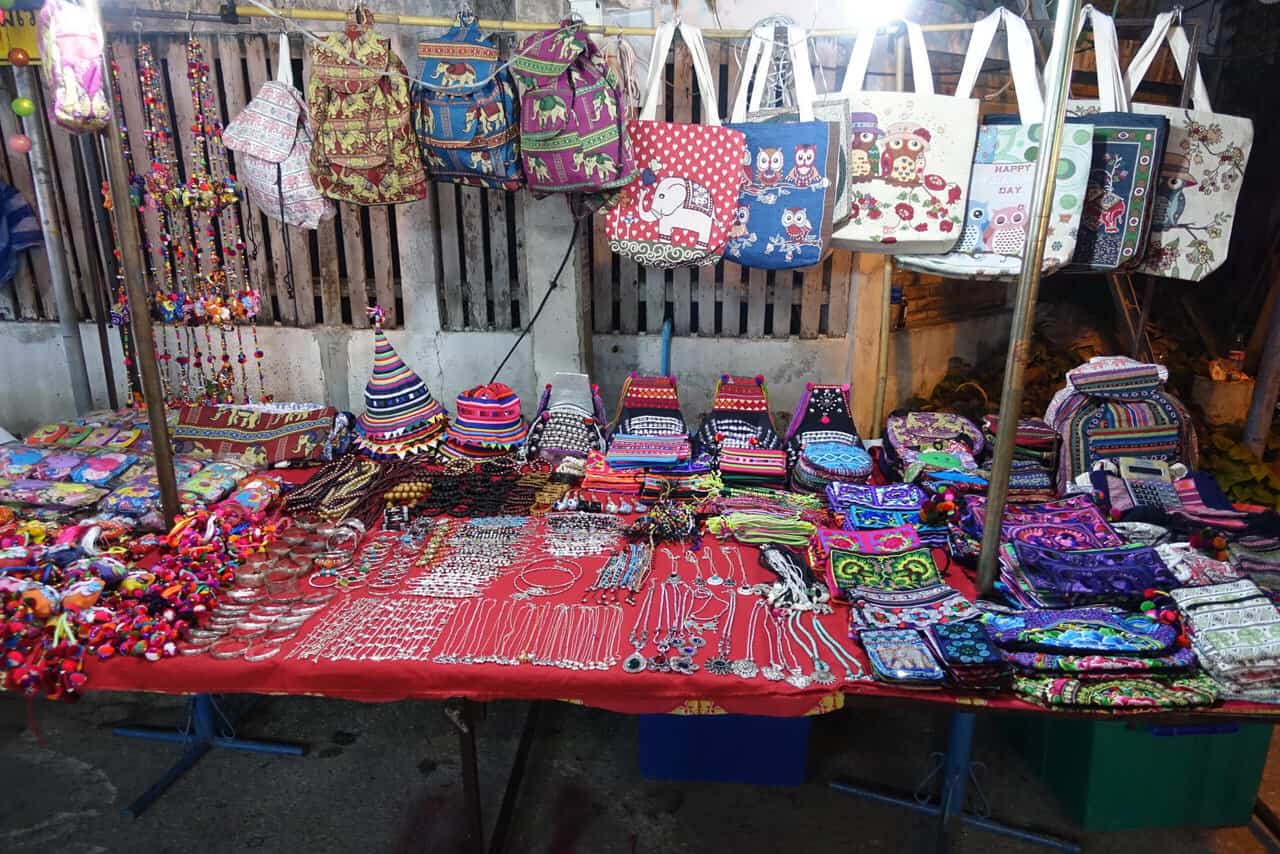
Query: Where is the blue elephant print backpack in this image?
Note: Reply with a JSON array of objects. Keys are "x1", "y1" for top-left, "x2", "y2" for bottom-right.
[{"x1": 414, "y1": 14, "x2": 522, "y2": 189}]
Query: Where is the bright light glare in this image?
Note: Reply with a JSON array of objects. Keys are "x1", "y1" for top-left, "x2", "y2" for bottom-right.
[{"x1": 831, "y1": 0, "x2": 912, "y2": 28}]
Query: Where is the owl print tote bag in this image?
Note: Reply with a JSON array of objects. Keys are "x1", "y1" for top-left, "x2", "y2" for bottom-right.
[
  {"x1": 604, "y1": 22, "x2": 747, "y2": 268},
  {"x1": 724, "y1": 27, "x2": 840, "y2": 270},
  {"x1": 1122, "y1": 12, "x2": 1252, "y2": 281},
  {"x1": 829, "y1": 20, "x2": 979, "y2": 254},
  {"x1": 899, "y1": 9, "x2": 1093, "y2": 278},
  {"x1": 1064, "y1": 7, "x2": 1169, "y2": 273}
]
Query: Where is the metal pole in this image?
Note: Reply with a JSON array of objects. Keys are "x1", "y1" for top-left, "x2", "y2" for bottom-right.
[
  {"x1": 16, "y1": 68, "x2": 92, "y2": 414},
  {"x1": 85, "y1": 0, "x2": 180, "y2": 523},
  {"x1": 871, "y1": 34, "x2": 907, "y2": 438},
  {"x1": 975, "y1": 0, "x2": 1082, "y2": 593},
  {"x1": 76, "y1": 135, "x2": 120, "y2": 410}
]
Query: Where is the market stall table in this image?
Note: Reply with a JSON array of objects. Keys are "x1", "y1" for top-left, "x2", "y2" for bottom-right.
[{"x1": 83, "y1": 537, "x2": 1280, "y2": 854}]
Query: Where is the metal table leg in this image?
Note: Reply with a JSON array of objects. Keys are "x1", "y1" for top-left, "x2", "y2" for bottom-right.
[
  {"x1": 444, "y1": 699, "x2": 541, "y2": 854},
  {"x1": 113, "y1": 693, "x2": 307, "y2": 817},
  {"x1": 830, "y1": 711, "x2": 1080, "y2": 854}
]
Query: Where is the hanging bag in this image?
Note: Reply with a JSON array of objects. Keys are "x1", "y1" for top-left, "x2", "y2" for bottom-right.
[
  {"x1": 225, "y1": 35, "x2": 334, "y2": 229},
  {"x1": 899, "y1": 9, "x2": 1094, "y2": 278},
  {"x1": 1061, "y1": 6, "x2": 1169, "y2": 272},
  {"x1": 829, "y1": 20, "x2": 978, "y2": 253},
  {"x1": 511, "y1": 20, "x2": 637, "y2": 195},
  {"x1": 36, "y1": 0, "x2": 110, "y2": 133},
  {"x1": 413, "y1": 15, "x2": 523, "y2": 190},
  {"x1": 724, "y1": 26, "x2": 839, "y2": 269},
  {"x1": 307, "y1": 8, "x2": 428, "y2": 205},
  {"x1": 1122, "y1": 12, "x2": 1252, "y2": 280},
  {"x1": 604, "y1": 22, "x2": 747, "y2": 268}
]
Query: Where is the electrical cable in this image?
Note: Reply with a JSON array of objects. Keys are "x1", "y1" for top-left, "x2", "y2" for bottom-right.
[{"x1": 488, "y1": 222, "x2": 580, "y2": 384}]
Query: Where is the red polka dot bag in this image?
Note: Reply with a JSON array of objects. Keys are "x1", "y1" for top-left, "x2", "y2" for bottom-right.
[{"x1": 604, "y1": 22, "x2": 747, "y2": 269}]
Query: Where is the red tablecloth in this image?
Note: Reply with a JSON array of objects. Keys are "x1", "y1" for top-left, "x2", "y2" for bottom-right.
[{"x1": 86, "y1": 533, "x2": 1280, "y2": 721}]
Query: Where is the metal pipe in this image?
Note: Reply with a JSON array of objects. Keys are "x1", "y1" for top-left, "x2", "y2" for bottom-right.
[
  {"x1": 870, "y1": 35, "x2": 907, "y2": 439},
  {"x1": 85, "y1": 0, "x2": 181, "y2": 523},
  {"x1": 975, "y1": 0, "x2": 1083, "y2": 593},
  {"x1": 76, "y1": 134, "x2": 120, "y2": 410},
  {"x1": 1242, "y1": 277, "x2": 1280, "y2": 458},
  {"x1": 16, "y1": 68, "x2": 93, "y2": 414}
]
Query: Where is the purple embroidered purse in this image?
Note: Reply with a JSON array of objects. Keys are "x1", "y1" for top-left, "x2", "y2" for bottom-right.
[
  {"x1": 1012, "y1": 540, "x2": 1173, "y2": 604},
  {"x1": 984, "y1": 608, "x2": 1178, "y2": 656}
]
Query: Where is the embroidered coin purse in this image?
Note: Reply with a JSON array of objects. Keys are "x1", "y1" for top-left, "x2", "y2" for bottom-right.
[
  {"x1": 861, "y1": 629, "x2": 946, "y2": 685},
  {"x1": 829, "y1": 546, "x2": 941, "y2": 593},
  {"x1": 984, "y1": 608, "x2": 1178, "y2": 656},
  {"x1": 1012, "y1": 540, "x2": 1173, "y2": 604}
]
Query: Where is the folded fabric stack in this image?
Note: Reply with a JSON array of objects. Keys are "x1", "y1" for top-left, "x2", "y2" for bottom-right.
[
  {"x1": 979, "y1": 415, "x2": 1057, "y2": 502},
  {"x1": 783, "y1": 384, "x2": 870, "y2": 492},
  {"x1": 827, "y1": 482, "x2": 947, "y2": 547},
  {"x1": 716, "y1": 447, "x2": 787, "y2": 488},
  {"x1": 830, "y1": 545, "x2": 979, "y2": 630},
  {"x1": 524, "y1": 372, "x2": 609, "y2": 467},
  {"x1": 441, "y1": 382, "x2": 528, "y2": 461},
  {"x1": 989, "y1": 603, "x2": 1197, "y2": 678},
  {"x1": 578, "y1": 450, "x2": 644, "y2": 495},
  {"x1": 608, "y1": 374, "x2": 691, "y2": 470},
  {"x1": 1012, "y1": 674, "x2": 1220, "y2": 709},
  {"x1": 692, "y1": 375, "x2": 786, "y2": 486},
  {"x1": 881, "y1": 411, "x2": 984, "y2": 482},
  {"x1": 955, "y1": 493, "x2": 1124, "y2": 578},
  {"x1": 926, "y1": 621, "x2": 1012, "y2": 690},
  {"x1": 1229, "y1": 535, "x2": 1280, "y2": 597},
  {"x1": 1172, "y1": 578, "x2": 1280, "y2": 701},
  {"x1": 996, "y1": 540, "x2": 1177, "y2": 610},
  {"x1": 353, "y1": 328, "x2": 449, "y2": 458}
]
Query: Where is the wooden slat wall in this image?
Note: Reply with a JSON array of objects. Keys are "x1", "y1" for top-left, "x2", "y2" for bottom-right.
[{"x1": 0, "y1": 35, "x2": 531, "y2": 331}]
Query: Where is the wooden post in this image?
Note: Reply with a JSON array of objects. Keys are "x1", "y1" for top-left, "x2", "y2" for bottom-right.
[
  {"x1": 1242, "y1": 283, "x2": 1280, "y2": 458},
  {"x1": 86, "y1": 0, "x2": 180, "y2": 523}
]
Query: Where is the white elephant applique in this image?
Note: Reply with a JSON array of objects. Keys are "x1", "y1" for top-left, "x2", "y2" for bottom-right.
[{"x1": 637, "y1": 176, "x2": 716, "y2": 248}]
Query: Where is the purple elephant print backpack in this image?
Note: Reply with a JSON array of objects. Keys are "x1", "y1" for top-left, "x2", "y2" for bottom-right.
[
  {"x1": 511, "y1": 20, "x2": 637, "y2": 196},
  {"x1": 603, "y1": 22, "x2": 747, "y2": 268}
]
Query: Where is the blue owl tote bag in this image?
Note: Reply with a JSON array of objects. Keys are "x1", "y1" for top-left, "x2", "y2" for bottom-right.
[
  {"x1": 604, "y1": 22, "x2": 747, "y2": 268},
  {"x1": 1065, "y1": 7, "x2": 1169, "y2": 273},
  {"x1": 829, "y1": 20, "x2": 979, "y2": 254},
  {"x1": 899, "y1": 9, "x2": 1094, "y2": 278},
  {"x1": 724, "y1": 26, "x2": 839, "y2": 270},
  {"x1": 1123, "y1": 12, "x2": 1252, "y2": 281}
]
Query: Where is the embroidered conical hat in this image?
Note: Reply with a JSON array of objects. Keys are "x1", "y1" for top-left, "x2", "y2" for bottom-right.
[{"x1": 355, "y1": 329, "x2": 448, "y2": 449}]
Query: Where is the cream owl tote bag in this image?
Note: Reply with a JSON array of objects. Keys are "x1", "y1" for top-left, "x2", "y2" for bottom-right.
[
  {"x1": 1123, "y1": 11, "x2": 1252, "y2": 281},
  {"x1": 830, "y1": 20, "x2": 979, "y2": 254},
  {"x1": 899, "y1": 8, "x2": 1094, "y2": 278}
]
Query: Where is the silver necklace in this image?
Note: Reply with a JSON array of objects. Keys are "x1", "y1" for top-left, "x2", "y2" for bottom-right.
[{"x1": 623, "y1": 582, "x2": 655, "y2": 673}]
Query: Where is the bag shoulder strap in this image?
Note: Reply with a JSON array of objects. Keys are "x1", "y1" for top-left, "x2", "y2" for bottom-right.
[
  {"x1": 1124, "y1": 11, "x2": 1212, "y2": 110},
  {"x1": 1073, "y1": 5, "x2": 1128, "y2": 111},
  {"x1": 275, "y1": 33, "x2": 293, "y2": 85},
  {"x1": 839, "y1": 20, "x2": 934, "y2": 96},
  {"x1": 955, "y1": 8, "x2": 1043, "y2": 122},
  {"x1": 681, "y1": 23, "x2": 723, "y2": 126},
  {"x1": 638, "y1": 20, "x2": 679, "y2": 121}
]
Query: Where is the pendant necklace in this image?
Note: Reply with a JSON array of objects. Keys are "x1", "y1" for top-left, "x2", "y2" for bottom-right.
[
  {"x1": 704, "y1": 582, "x2": 736, "y2": 676},
  {"x1": 792, "y1": 612, "x2": 835, "y2": 686},
  {"x1": 732, "y1": 600, "x2": 763, "y2": 678},
  {"x1": 705, "y1": 547, "x2": 723, "y2": 587},
  {"x1": 760, "y1": 613, "x2": 785, "y2": 682},
  {"x1": 623, "y1": 582, "x2": 654, "y2": 673},
  {"x1": 779, "y1": 616, "x2": 812, "y2": 689}
]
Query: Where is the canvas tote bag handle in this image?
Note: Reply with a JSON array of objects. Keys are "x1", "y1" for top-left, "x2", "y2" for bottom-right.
[
  {"x1": 276, "y1": 33, "x2": 294, "y2": 84},
  {"x1": 787, "y1": 25, "x2": 823, "y2": 117},
  {"x1": 638, "y1": 20, "x2": 680, "y2": 121},
  {"x1": 731, "y1": 25, "x2": 815, "y2": 122},
  {"x1": 1124, "y1": 11, "x2": 1213, "y2": 110},
  {"x1": 955, "y1": 7, "x2": 1044, "y2": 123},
  {"x1": 1071, "y1": 5, "x2": 1129, "y2": 111},
  {"x1": 680, "y1": 23, "x2": 725, "y2": 126},
  {"x1": 839, "y1": 19, "x2": 934, "y2": 96}
]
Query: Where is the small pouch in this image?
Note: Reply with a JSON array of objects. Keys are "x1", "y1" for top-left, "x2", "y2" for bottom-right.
[
  {"x1": 219, "y1": 473, "x2": 284, "y2": 515},
  {"x1": 829, "y1": 546, "x2": 941, "y2": 593},
  {"x1": 0, "y1": 478, "x2": 107, "y2": 509},
  {"x1": 0, "y1": 444, "x2": 47, "y2": 478},
  {"x1": 55, "y1": 425, "x2": 95, "y2": 447},
  {"x1": 861, "y1": 628, "x2": 946, "y2": 685},
  {"x1": 929, "y1": 620, "x2": 1005, "y2": 667},
  {"x1": 816, "y1": 524, "x2": 922, "y2": 556},
  {"x1": 103, "y1": 428, "x2": 142, "y2": 452},
  {"x1": 69, "y1": 452, "x2": 138, "y2": 487},
  {"x1": 605, "y1": 434, "x2": 691, "y2": 467},
  {"x1": 31, "y1": 451, "x2": 87, "y2": 481},
  {"x1": 985, "y1": 607, "x2": 1178, "y2": 656},
  {"x1": 718, "y1": 448, "x2": 788, "y2": 481},
  {"x1": 1012, "y1": 540, "x2": 1173, "y2": 604},
  {"x1": 178, "y1": 461, "x2": 251, "y2": 505},
  {"x1": 98, "y1": 475, "x2": 162, "y2": 516},
  {"x1": 851, "y1": 583, "x2": 981, "y2": 631},
  {"x1": 78, "y1": 426, "x2": 120, "y2": 449},
  {"x1": 25, "y1": 423, "x2": 68, "y2": 446},
  {"x1": 1013, "y1": 674, "x2": 1219, "y2": 708}
]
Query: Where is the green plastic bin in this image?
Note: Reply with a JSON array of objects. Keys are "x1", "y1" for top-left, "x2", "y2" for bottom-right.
[{"x1": 1004, "y1": 715, "x2": 1273, "y2": 831}]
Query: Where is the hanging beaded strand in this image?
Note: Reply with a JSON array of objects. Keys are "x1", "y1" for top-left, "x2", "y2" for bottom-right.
[{"x1": 187, "y1": 35, "x2": 268, "y2": 402}]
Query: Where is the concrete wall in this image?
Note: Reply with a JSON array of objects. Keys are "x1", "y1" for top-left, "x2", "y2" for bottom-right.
[{"x1": 0, "y1": 310, "x2": 1009, "y2": 438}]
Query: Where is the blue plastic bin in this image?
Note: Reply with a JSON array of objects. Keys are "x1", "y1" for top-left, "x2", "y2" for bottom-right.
[{"x1": 638, "y1": 714, "x2": 810, "y2": 785}]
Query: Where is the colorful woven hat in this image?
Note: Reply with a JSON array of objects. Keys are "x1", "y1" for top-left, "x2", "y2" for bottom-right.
[
  {"x1": 445, "y1": 382, "x2": 528, "y2": 450},
  {"x1": 354, "y1": 327, "x2": 448, "y2": 457}
]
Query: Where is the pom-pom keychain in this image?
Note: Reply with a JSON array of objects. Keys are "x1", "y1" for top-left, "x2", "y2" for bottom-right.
[{"x1": 1189, "y1": 527, "x2": 1230, "y2": 562}]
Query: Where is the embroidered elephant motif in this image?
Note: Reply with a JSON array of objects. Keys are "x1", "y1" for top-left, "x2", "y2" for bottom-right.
[{"x1": 636, "y1": 177, "x2": 716, "y2": 247}]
